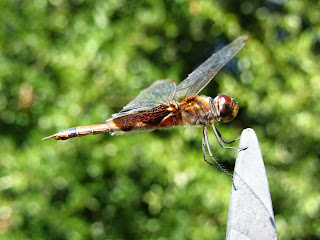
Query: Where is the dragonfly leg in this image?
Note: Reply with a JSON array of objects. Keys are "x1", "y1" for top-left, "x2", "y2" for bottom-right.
[
  {"x1": 212, "y1": 124, "x2": 246, "y2": 150},
  {"x1": 202, "y1": 126, "x2": 233, "y2": 181}
]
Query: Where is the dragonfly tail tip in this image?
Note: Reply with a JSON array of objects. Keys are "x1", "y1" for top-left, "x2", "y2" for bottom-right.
[{"x1": 41, "y1": 135, "x2": 55, "y2": 140}]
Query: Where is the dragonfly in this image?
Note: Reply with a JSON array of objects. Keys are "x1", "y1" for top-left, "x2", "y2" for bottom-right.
[{"x1": 42, "y1": 35, "x2": 248, "y2": 179}]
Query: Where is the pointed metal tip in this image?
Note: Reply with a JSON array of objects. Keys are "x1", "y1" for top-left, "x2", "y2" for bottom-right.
[{"x1": 41, "y1": 135, "x2": 55, "y2": 140}]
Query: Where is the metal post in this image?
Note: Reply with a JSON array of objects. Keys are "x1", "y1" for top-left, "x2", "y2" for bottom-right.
[{"x1": 227, "y1": 128, "x2": 277, "y2": 240}]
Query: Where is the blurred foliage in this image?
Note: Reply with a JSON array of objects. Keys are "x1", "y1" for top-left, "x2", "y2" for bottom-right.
[{"x1": 0, "y1": 0, "x2": 319, "y2": 239}]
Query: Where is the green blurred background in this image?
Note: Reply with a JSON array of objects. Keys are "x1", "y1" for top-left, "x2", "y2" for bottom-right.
[{"x1": 1, "y1": 0, "x2": 319, "y2": 239}]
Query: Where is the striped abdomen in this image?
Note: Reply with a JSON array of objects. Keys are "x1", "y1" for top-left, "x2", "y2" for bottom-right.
[{"x1": 42, "y1": 96, "x2": 213, "y2": 140}]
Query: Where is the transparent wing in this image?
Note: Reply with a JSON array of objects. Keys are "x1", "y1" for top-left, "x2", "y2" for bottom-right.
[
  {"x1": 112, "y1": 79, "x2": 176, "y2": 117},
  {"x1": 175, "y1": 35, "x2": 248, "y2": 100}
]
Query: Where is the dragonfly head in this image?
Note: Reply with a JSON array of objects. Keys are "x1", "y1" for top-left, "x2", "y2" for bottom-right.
[{"x1": 211, "y1": 94, "x2": 239, "y2": 123}]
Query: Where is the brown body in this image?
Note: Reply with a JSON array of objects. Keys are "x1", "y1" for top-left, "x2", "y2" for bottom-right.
[
  {"x1": 43, "y1": 96, "x2": 215, "y2": 140},
  {"x1": 42, "y1": 35, "x2": 246, "y2": 141},
  {"x1": 110, "y1": 96, "x2": 213, "y2": 133},
  {"x1": 41, "y1": 35, "x2": 248, "y2": 181}
]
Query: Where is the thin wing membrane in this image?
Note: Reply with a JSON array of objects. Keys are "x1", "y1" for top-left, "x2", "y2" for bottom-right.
[
  {"x1": 175, "y1": 35, "x2": 248, "y2": 100},
  {"x1": 112, "y1": 79, "x2": 176, "y2": 117}
]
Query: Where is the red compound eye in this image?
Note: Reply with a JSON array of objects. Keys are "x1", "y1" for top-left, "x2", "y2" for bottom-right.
[
  {"x1": 218, "y1": 94, "x2": 232, "y2": 117},
  {"x1": 217, "y1": 94, "x2": 238, "y2": 122}
]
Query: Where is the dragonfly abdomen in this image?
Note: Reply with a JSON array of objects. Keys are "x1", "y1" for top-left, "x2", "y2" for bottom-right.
[
  {"x1": 109, "y1": 104, "x2": 179, "y2": 134},
  {"x1": 42, "y1": 124, "x2": 112, "y2": 140}
]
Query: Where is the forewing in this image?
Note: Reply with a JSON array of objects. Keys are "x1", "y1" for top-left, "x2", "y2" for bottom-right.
[
  {"x1": 112, "y1": 79, "x2": 176, "y2": 117},
  {"x1": 175, "y1": 35, "x2": 248, "y2": 100}
]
